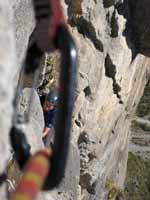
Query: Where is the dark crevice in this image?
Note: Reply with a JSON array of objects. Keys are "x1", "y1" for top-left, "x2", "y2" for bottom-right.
[
  {"x1": 75, "y1": 113, "x2": 84, "y2": 128},
  {"x1": 87, "y1": 181, "x2": 97, "y2": 194},
  {"x1": 105, "y1": 54, "x2": 123, "y2": 104},
  {"x1": 70, "y1": 16, "x2": 104, "y2": 52},
  {"x1": 110, "y1": 10, "x2": 119, "y2": 38},
  {"x1": 83, "y1": 86, "x2": 94, "y2": 102},
  {"x1": 84, "y1": 86, "x2": 92, "y2": 97},
  {"x1": 88, "y1": 152, "x2": 97, "y2": 162},
  {"x1": 103, "y1": 0, "x2": 115, "y2": 8},
  {"x1": 78, "y1": 131, "x2": 89, "y2": 145},
  {"x1": 75, "y1": 119, "x2": 82, "y2": 128}
]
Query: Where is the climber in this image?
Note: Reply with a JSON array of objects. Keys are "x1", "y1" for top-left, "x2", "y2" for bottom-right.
[{"x1": 42, "y1": 90, "x2": 58, "y2": 147}]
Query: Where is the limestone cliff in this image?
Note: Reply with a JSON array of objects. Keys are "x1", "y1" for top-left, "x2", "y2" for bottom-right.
[{"x1": 0, "y1": 0, "x2": 150, "y2": 200}]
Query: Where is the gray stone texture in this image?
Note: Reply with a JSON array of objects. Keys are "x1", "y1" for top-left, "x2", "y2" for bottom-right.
[
  {"x1": 12, "y1": 0, "x2": 35, "y2": 65},
  {"x1": 18, "y1": 88, "x2": 44, "y2": 153},
  {"x1": 65, "y1": 0, "x2": 150, "y2": 199},
  {"x1": 0, "y1": 0, "x2": 17, "y2": 182}
]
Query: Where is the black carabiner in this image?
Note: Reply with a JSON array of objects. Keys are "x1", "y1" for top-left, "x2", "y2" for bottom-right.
[
  {"x1": 43, "y1": 24, "x2": 77, "y2": 189},
  {"x1": 10, "y1": 0, "x2": 77, "y2": 190}
]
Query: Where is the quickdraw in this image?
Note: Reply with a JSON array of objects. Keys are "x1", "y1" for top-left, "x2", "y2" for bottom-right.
[{"x1": 9, "y1": 0, "x2": 77, "y2": 198}]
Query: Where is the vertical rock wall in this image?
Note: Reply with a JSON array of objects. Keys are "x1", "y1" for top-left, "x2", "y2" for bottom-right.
[
  {"x1": 0, "y1": 0, "x2": 35, "y2": 199},
  {"x1": 64, "y1": 0, "x2": 150, "y2": 199},
  {"x1": 0, "y1": 0, "x2": 16, "y2": 178}
]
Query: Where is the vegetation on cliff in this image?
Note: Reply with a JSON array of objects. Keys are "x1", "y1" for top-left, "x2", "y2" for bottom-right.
[{"x1": 125, "y1": 153, "x2": 150, "y2": 200}]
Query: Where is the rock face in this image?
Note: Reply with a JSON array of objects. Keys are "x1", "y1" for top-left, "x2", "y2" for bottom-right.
[
  {"x1": 0, "y1": 0, "x2": 150, "y2": 200},
  {"x1": 0, "y1": 0, "x2": 35, "y2": 198},
  {"x1": 18, "y1": 88, "x2": 44, "y2": 153},
  {"x1": 65, "y1": 0, "x2": 150, "y2": 199},
  {"x1": 12, "y1": 0, "x2": 35, "y2": 65},
  {"x1": 0, "y1": 0, "x2": 35, "y2": 199},
  {"x1": 0, "y1": 0, "x2": 15, "y2": 172}
]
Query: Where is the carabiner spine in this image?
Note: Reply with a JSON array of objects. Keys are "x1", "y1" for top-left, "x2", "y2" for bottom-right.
[{"x1": 43, "y1": 25, "x2": 77, "y2": 189}]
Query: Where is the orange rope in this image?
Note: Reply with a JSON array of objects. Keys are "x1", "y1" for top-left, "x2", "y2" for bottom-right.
[{"x1": 10, "y1": 149, "x2": 52, "y2": 200}]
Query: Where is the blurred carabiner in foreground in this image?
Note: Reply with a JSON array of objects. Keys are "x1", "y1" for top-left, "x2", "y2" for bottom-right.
[{"x1": 10, "y1": 0, "x2": 77, "y2": 191}]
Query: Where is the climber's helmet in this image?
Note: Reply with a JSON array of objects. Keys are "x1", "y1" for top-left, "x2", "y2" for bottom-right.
[
  {"x1": 43, "y1": 90, "x2": 58, "y2": 112},
  {"x1": 47, "y1": 90, "x2": 58, "y2": 106}
]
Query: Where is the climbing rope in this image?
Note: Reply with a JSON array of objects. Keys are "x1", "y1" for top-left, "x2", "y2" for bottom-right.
[
  {"x1": 8, "y1": 0, "x2": 77, "y2": 199},
  {"x1": 10, "y1": 149, "x2": 52, "y2": 200}
]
